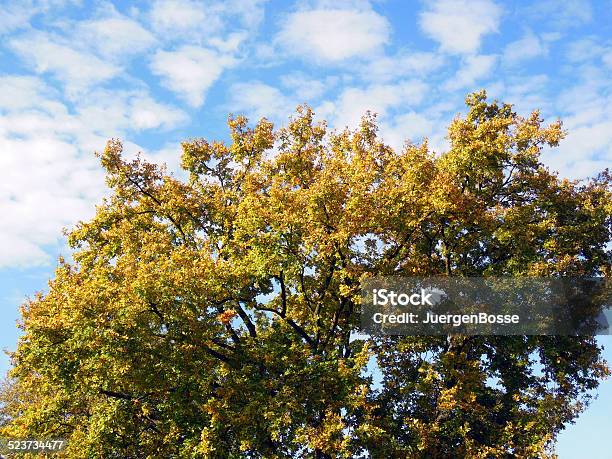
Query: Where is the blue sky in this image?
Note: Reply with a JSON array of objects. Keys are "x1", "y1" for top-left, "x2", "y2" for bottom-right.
[{"x1": 0, "y1": 0, "x2": 611, "y2": 456}]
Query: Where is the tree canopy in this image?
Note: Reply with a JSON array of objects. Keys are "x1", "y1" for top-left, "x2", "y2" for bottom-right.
[{"x1": 2, "y1": 91, "x2": 611, "y2": 458}]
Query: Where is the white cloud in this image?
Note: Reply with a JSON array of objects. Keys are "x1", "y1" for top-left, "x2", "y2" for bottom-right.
[
  {"x1": 0, "y1": 133, "x2": 104, "y2": 268},
  {"x1": 229, "y1": 82, "x2": 293, "y2": 122},
  {"x1": 380, "y1": 111, "x2": 438, "y2": 150},
  {"x1": 151, "y1": 46, "x2": 236, "y2": 107},
  {"x1": 0, "y1": 0, "x2": 78, "y2": 35},
  {"x1": 0, "y1": 75, "x2": 187, "y2": 268},
  {"x1": 75, "y1": 90, "x2": 187, "y2": 132},
  {"x1": 149, "y1": 0, "x2": 220, "y2": 37},
  {"x1": 542, "y1": 68, "x2": 612, "y2": 179},
  {"x1": 546, "y1": 120, "x2": 612, "y2": 179},
  {"x1": 208, "y1": 31, "x2": 248, "y2": 53},
  {"x1": 566, "y1": 38, "x2": 612, "y2": 67},
  {"x1": 487, "y1": 74, "x2": 551, "y2": 115},
  {"x1": 566, "y1": 39, "x2": 601, "y2": 64},
  {"x1": 0, "y1": 75, "x2": 57, "y2": 110},
  {"x1": 360, "y1": 51, "x2": 445, "y2": 82},
  {"x1": 0, "y1": 6, "x2": 199, "y2": 269},
  {"x1": 277, "y1": 7, "x2": 390, "y2": 61},
  {"x1": 526, "y1": 0, "x2": 592, "y2": 28},
  {"x1": 228, "y1": 0, "x2": 267, "y2": 30},
  {"x1": 5, "y1": 9, "x2": 158, "y2": 99},
  {"x1": 280, "y1": 73, "x2": 336, "y2": 101},
  {"x1": 9, "y1": 32, "x2": 120, "y2": 95},
  {"x1": 0, "y1": 235, "x2": 52, "y2": 268},
  {"x1": 0, "y1": 3, "x2": 37, "y2": 35},
  {"x1": 147, "y1": 0, "x2": 265, "y2": 42},
  {"x1": 444, "y1": 54, "x2": 497, "y2": 91},
  {"x1": 76, "y1": 15, "x2": 156, "y2": 57},
  {"x1": 419, "y1": 0, "x2": 502, "y2": 54},
  {"x1": 319, "y1": 80, "x2": 428, "y2": 128},
  {"x1": 130, "y1": 97, "x2": 187, "y2": 130},
  {"x1": 503, "y1": 32, "x2": 548, "y2": 64}
]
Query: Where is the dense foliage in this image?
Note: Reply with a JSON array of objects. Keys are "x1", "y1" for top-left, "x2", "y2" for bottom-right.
[{"x1": 2, "y1": 92, "x2": 611, "y2": 458}]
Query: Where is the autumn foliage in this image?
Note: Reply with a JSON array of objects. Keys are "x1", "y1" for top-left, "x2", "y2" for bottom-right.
[{"x1": 1, "y1": 92, "x2": 611, "y2": 458}]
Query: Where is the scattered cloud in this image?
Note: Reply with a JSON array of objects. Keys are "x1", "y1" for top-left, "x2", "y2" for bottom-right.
[
  {"x1": 318, "y1": 80, "x2": 428, "y2": 128},
  {"x1": 8, "y1": 32, "x2": 121, "y2": 95},
  {"x1": 487, "y1": 74, "x2": 551, "y2": 115},
  {"x1": 0, "y1": 131, "x2": 103, "y2": 267},
  {"x1": 280, "y1": 73, "x2": 337, "y2": 101},
  {"x1": 0, "y1": 0, "x2": 79, "y2": 35},
  {"x1": 444, "y1": 54, "x2": 497, "y2": 91},
  {"x1": 419, "y1": 0, "x2": 502, "y2": 54},
  {"x1": 525, "y1": 0, "x2": 592, "y2": 28},
  {"x1": 208, "y1": 31, "x2": 248, "y2": 53},
  {"x1": 0, "y1": 3, "x2": 38, "y2": 35},
  {"x1": 150, "y1": 46, "x2": 236, "y2": 107},
  {"x1": 76, "y1": 15, "x2": 156, "y2": 57},
  {"x1": 229, "y1": 82, "x2": 294, "y2": 122},
  {"x1": 276, "y1": 5, "x2": 390, "y2": 61},
  {"x1": 360, "y1": 51, "x2": 445, "y2": 82},
  {"x1": 380, "y1": 111, "x2": 439, "y2": 151},
  {"x1": 0, "y1": 73, "x2": 188, "y2": 268},
  {"x1": 549, "y1": 68, "x2": 612, "y2": 179},
  {"x1": 147, "y1": 0, "x2": 266, "y2": 43},
  {"x1": 149, "y1": 0, "x2": 221, "y2": 38},
  {"x1": 74, "y1": 89, "x2": 187, "y2": 132},
  {"x1": 566, "y1": 38, "x2": 612, "y2": 65},
  {"x1": 0, "y1": 75, "x2": 58, "y2": 110},
  {"x1": 503, "y1": 32, "x2": 548, "y2": 64}
]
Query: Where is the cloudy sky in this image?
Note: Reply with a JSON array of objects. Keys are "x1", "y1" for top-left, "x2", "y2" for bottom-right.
[{"x1": 0, "y1": 0, "x2": 611, "y2": 456}]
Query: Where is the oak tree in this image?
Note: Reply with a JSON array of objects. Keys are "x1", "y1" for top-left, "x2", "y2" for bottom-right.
[{"x1": 2, "y1": 92, "x2": 610, "y2": 458}]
